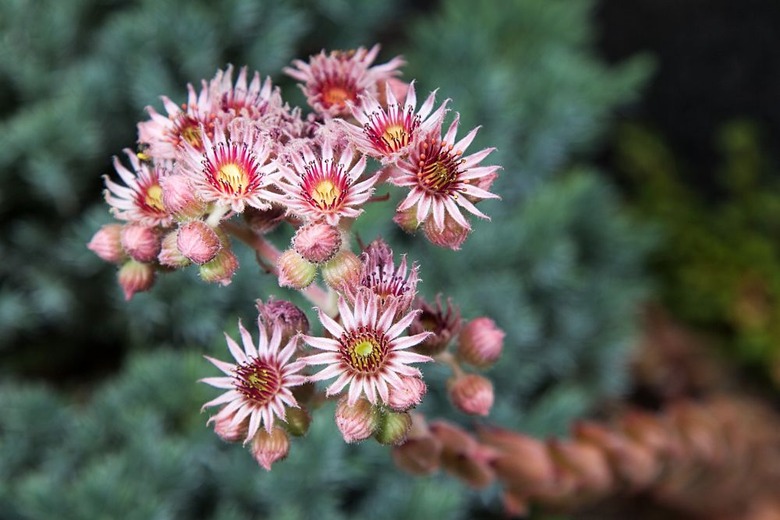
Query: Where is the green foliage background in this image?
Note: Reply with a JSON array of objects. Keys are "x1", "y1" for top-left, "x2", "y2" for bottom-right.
[{"x1": 0, "y1": 0, "x2": 653, "y2": 517}]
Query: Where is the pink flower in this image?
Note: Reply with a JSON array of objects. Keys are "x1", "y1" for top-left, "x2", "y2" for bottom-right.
[
  {"x1": 346, "y1": 239, "x2": 420, "y2": 315},
  {"x1": 284, "y1": 44, "x2": 405, "y2": 117},
  {"x1": 302, "y1": 293, "x2": 432, "y2": 406},
  {"x1": 103, "y1": 150, "x2": 173, "y2": 227},
  {"x1": 208, "y1": 65, "x2": 282, "y2": 121},
  {"x1": 137, "y1": 82, "x2": 215, "y2": 160},
  {"x1": 201, "y1": 318, "x2": 306, "y2": 443},
  {"x1": 392, "y1": 114, "x2": 501, "y2": 233},
  {"x1": 274, "y1": 141, "x2": 376, "y2": 226},
  {"x1": 176, "y1": 120, "x2": 279, "y2": 214},
  {"x1": 342, "y1": 81, "x2": 448, "y2": 163}
]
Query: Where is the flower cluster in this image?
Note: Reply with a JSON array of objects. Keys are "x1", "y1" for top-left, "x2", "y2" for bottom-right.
[{"x1": 90, "y1": 45, "x2": 504, "y2": 471}]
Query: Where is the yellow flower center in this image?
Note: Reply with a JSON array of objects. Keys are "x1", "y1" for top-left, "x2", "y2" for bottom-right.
[
  {"x1": 312, "y1": 179, "x2": 341, "y2": 208},
  {"x1": 144, "y1": 183, "x2": 165, "y2": 212},
  {"x1": 381, "y1": 124, "x2": 409, "y2": 152},
  {"x1": 181, "y1": 125, "x2": 202, "y2": 148},
  {"x1": 354, "y1": 340, "x2": 374, "y2": 357},
  {"x1": 218, "y1": 163, "x2": 249, "y2": 193}
]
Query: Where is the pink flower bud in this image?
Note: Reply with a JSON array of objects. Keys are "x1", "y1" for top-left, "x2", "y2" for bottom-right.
[
  {"x1": 391, "y1": 414, "x2": 442, "y2": 475},
  {"x1": 277, "y1": 249, "x2": 317, "y2": 290},
  {"x1": 177, "y1": 220, "x2": 222, "y2": 265},
  {"x1": 256, "y1": 298, "x2": 310, "y2": 343},
  {"x1": 335, "y1": 397, "x2": 378, "y2": 443},
  {"x1": 118, "y1": 259, "x2": 155, "y2": 300},
  {"x1": 392, "y1": 206, "x2": 420, "y2": 234},
  {"x1": 251, "y1": 427, "x2": 290, "y2": 471},
  {"x1": 457, "y1": 317, "x2": 505, "y2": 368},
  {"x1": 292, "y1": 222, "x2": 343, "y2": 264},
  {"x1": 243, "y1": 204, "x2": 287, "y2": 235},
  {"x1": 88, "y1": 223, "x2": 126, "y2": 263},
  {"x1": 160, "y1": 174, "x2": 206, "y2": 220},
  {"x1": 321, "y1": 250, "x2": 361, "y2": 291},
  {"x1": 374, "y1": 411, "x2": 412, "y2": 446},
  {"x1": 199, "y1": 247, "x2": 239, "y2": 286},
  {"x1": 387, "y1": 376, "x2": 427, "y2": 411},
  {"x1": 120, "y1": 223, "x2": 161, "y2": 263},
  {"x1": 410, "y1": 295, "x2": 462, "y2": 356},
  {"x1": 423, "y1": 213, "x2": 470, "y2": 250},
  {"x1": 209, "y1": 407, "x2": 248, "y2": 443},
  {"x1": 477, "y1": 426, "x2": 555, "y2": 494},
  {"x1": 449, "y1": 374, "x2": 494, "y2": 416},
  {"x1": 158, "y1": 230, "x2": 191, "y2": 268},
  {"x1": 429, "y1": 420, "x2": 496, "y2": 489}
]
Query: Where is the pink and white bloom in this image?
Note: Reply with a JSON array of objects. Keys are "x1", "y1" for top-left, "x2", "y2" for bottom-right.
[
  {"x1": 343, "y1": 81, "x2": 448, "y2": 163},
  {"x1": 392, "y1": 114, "x2": 501, "y2": 232},
  {"x1": 201, "y1": 319, "x2": 307, "y2": 443},
  {"x1": 208, "y1": 65, "x2": 282, "y2": 121},
  {"x1": 302, "y1": 294, "x2": 432, "y2": 406},
  {"x1": 137, "y1": 82, "x2": 215, "y2": 160},
  {"x1": 103, "y1": 149, "x2": 173, "y2": 227},
  {"x1": 275, "y1": 141, "x2": 376, "y2": 226},
  {"x1": 346, "y1": 239, "x2": 419, "y2": 314},
  {"x1": 284, "y1": 44, "x2": 405, "y2": 118},
  {"x1": 177, "y1": 120, "x2": 279, "y2": 213}
]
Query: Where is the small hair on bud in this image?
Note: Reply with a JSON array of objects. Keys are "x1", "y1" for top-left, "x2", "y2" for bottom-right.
[
  {"x1": 321, "y1": 249, "x2": 361, "y2": 291},
  {"x1": 199, "y1": 247, "x2": 239, "y2": 286},
  {"x1": 277, "y1": 249, "x2": 317, "y2": 289},
  {"x1": 120, "y1": 223, "x2": 161, "y2": 263},
  {"x1": 457, "y1": 317, "x2": 505, "y2": 368},
  {"x1": 449, "y1": 374, "x2": 494, "y2": 416},
  {"x1": 251, "y1": 427, "x2": 290, "y2": 471},
  {"x1": 118, "y1": 259, "x2": 155, "y2": 300},
  {"x1": 88, "y1": 223, "x2": 126, "y2": 264},
  {"x1": 292, "y1": 222, "x2": 343, "y2": 264},
  {"x1": 335, "y1": 397, "x2": 378, "y2": 443},
  {"x1": 177, "y1": 220, "x2": 222, "y2": 265}
]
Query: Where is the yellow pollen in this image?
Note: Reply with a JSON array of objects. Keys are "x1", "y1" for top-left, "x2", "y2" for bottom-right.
[
  {"x1": 144, "y1": 184, "x2": 165, "y2": 211},
  {"x1": 181, "y1": 125, "x2": 202, "y2": 148},
  {"x1": 218, "y1": 163, "x2": 249, "y2": 192},
  {"x1": 312, "y1": 179, "x2": 341, "y2": 208},
  {"x1": 382, "y1": 124, "x2": 408, "y2": 150},
  {"x1": 354, "y1": 340, "x2": 374, "y2": 357},
  {"x1": 247, "y1": 369, "x2": 270, "y2": 390}
]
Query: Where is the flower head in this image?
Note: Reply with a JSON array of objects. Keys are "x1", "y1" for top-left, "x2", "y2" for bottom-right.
[
  {"x1": 201, "y1": 318, "x2": 306, "y2": 443},
  {"x1": 177, "y1": 120, "x2": 279, "y2": 213},
  {"x1": 393, "y1": 115, "x2": 501, "y2": 234},
  {"x1": 343, "y1": 81, "x2": 448, "y2": 163},
  {"x1": 284, "y1": 45, "x2": 404, "y2": 117},
  {"x1": 137, "y1": 82, "x2": 215, "y2": 160},
  {"x1": 103, "y1": 150, "x2": 173, "y2": 227},
  {"x1": 302, "y1": 294, "x2": 432, "y2": 406},
  {"x1": 208, "y1": 65, "x2": 282, "y2": 121},
  {"x1": 275, "y1": 141, "x2": 376, "y2": 226},
  {"x1": 346, "y1": 239, "x2": 419, "y2": 314}
]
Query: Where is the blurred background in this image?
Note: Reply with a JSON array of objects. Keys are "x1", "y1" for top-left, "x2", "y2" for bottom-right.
[{"x1": 1, "y1": 0, "x2": 778, "y2": 518}]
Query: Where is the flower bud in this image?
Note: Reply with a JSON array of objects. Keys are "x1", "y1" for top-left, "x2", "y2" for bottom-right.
[
  {"x1": 158, "y1": 230, "x2": 191, "y2": 268},
  {"x1": 209, "y1": 407, "x2": 247, "y2": 443},
  {"x1": 423, "y1": 213, "x2": 470, "y2": 250},
  {"x1": 256, "y1": 298, "x2": 310, "y2": 343},
  {"x1": 177, "y1": 220, "x2": 222, "y2": 265},
  {"x1": 277, "y1": 249, "x2": 317, "y2": 289},
  {"x1": 292, "y1": 222, "x2": 343, "y2": 264},
  {"x1": 251, "y1": 426, "x2": 290, "y2": 471},
  {"x1": 374, "y1": 410, "x2": 412, "y2": 446},
  {"x1": 243, "y1": 204, "x2": 287, "y2": 235},
  {"x1": 283, "y1": 406, "x2": 311, "y2": 437},
  {"x1": 449, "y1": 374, "x2": 494, "y2": 416},
  {"x1": 391, "y1": 415, "x2": 441, "y2": 475},
  {"x1": 199, "y1": 247, "x2": 239, "y2": 286},
  {"x1": 118, "y1": 259, "x2": 155, "y2": 300},
  {"x1": 335, "y1": 397, "x2": 377, "y2": 443},
  {"x1": 410, "y1": 295, "x2": 461, "y2": 356},
  {"x1": 548, "y1": 439, "x2": 613, "y2": 495},
  {"x1": 160, "y1": 174, "x2": 206, "y2": 220},
  {"x1": 430, "y1": 420, "x2": 496, "y2": 488},
  {"x1": 321, "y1": 250, "x2": 361, "y2": 291},
  {"x1": 88, "y1": 223, "x2": 126, "y2": 263},
  {"x1": 457, "y1": 317, "x2": 505, "y2": 368},
  {"x1": 477, "y1": 426, "x2": 555, "y2": 493},
  {"x1": 392, "y1": 206, "x2": 420, "y2": 234},
  {"x1": 387, "y1": 376, "x2": 427, "y2": 411},
  {"x1": 120, "y1": 223, "x2": 161, "y2": 263}
]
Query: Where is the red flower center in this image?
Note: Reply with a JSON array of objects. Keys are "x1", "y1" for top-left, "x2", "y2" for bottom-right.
[
  {"x1": 415, "y1": 137, "x2": 463, "y2": 194},
  {"x1": 234, "y1": 357, "x2": 282, "y2": 405},
  {"x1": 341, "y1": 329, "x2": 389, "y2": 375}
]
